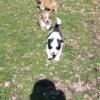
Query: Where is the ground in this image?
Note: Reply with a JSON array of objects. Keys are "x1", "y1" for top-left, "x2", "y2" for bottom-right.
[{"x1": 0, "y1": 0, "x2": 100, "y2": 100}]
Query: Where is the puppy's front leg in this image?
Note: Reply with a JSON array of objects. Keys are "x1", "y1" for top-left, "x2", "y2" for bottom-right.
[
  {"x1": 40, "y1": 3, "x2": 45, "y2": 10},
  {"x1": 40, "y1": 21, "x2": 46, "y2": 30},
  {"x1": 46, "y1": 46, "x2": 53, "y2": 60}
]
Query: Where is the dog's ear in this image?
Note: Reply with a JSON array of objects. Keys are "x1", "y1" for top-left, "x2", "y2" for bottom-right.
[
  {"x1": 57, "y1": 39, "x2": 64, "y2": 44},
  {"x1": 47, "y1": 38, "x2": 53, "y2": 43},
  {"x1": 56, "y1": 39, "x2": 64, "y2": 50},
  {"x1": 47, "y1": 38, "x2": 54, "y2": 49},
  {"x1": 60, "y1": 40, "x2": 65, "y2": 46},
  {"x1": 60, "y1": 40, "x2": 64, "y2": 43}
]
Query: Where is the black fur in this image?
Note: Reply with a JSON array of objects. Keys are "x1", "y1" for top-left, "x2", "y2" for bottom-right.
[
  {"x1": 48, "y1": 22, "x2": 62, "y2": 38},
  {"x1": 47, "y1": 38, "x2": 53, "y2": 49},
  {"x1": 56, "y1": 39, "x2": 63, "y2": 50}
]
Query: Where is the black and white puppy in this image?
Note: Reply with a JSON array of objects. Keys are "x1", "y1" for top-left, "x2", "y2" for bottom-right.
[{"x1": 46, "y1": 17, "x2": 64, "y2": 61}]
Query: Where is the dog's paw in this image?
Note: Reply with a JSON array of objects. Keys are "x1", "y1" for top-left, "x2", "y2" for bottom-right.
[
  {"x1": 54, "y1": 57, "x2": 60, "y2": 61},
  {"x1": 48, "y1": 55, "x2": 53, "y2": 60},
  {"x1": 40, "y1": 27, "x2": 45, "y2": 31},
  {"x1": 48, "y1": 57, "x2": 53, "y2": 60}
]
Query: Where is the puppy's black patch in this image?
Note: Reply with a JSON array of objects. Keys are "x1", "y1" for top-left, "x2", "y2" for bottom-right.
[
  {"x1": 56, "y1": 39, "x2": 63, "y2": 50},
  {"x1": 47, "y1": 38, "x2": 53, "y2": 49}
]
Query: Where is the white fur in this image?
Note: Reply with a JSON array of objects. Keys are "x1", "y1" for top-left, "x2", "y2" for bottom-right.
[
  {"x1": 46, "y1": 23, "x2": 51, "y2": 30},
  {"x1": 56, "y1": 17, "x2": 62, "y2": 25},
  {"x1": 40, "y1": 19, "x2": 51, "y2": 30}
]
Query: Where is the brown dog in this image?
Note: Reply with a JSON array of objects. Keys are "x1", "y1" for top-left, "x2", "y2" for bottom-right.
[
  {"x1": 37, "y1": 0, "x2": 58, "y2": 11},
  {"x1": 37, "y1": 10, "x2": 52, "y2": 30}
]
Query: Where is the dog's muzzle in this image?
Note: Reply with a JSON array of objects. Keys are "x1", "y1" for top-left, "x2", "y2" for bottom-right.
[
  {"x1": 46, "y1": 20, "x2": 50, "y2": 25},
  {"x1": 53, "y1": 55, "x2": 56, "y2": 58},
  {"x1": 52, "y1": 52, "x2": 56, "y2": 58}
]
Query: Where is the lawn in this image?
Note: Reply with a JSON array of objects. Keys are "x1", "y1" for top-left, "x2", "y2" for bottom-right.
[{"x1": 0, "y1": 0, "x2": 100, "y2": 100}]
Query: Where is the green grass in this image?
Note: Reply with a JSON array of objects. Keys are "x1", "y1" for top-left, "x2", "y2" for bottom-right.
[{"x1": 0, "y1": 0, "x2": 100, "y2": 100}]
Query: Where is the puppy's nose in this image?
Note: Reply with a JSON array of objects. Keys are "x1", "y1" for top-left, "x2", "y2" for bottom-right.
[
  {"x1": 46, "y1": 20, "x2": 50, "y2": 24},
  {"x1": 52, "y1": 52, "x2": 56, "y2": 58},
  {"x1": 53, "y1": 55, "x2": 56, "y2": 58}
]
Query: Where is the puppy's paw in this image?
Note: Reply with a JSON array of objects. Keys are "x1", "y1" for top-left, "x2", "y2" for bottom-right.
[
  {"x1": 48, "y1": 57, "x2": 53, "y2": 60},
  {"x1": 47, "y1": 55, "x2": 53, "y2": 60},
  {"x1": 54, "y1": 57, "x2": 60, "y2": 61}
]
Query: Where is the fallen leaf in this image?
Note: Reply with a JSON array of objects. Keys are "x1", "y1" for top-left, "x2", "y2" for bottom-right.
[
  {"x1": 3, "y1": 81, "x2": 10, "y2": 88},
  {"x1": 20, "y1": 66, "x2": 32, "y2": 71}
]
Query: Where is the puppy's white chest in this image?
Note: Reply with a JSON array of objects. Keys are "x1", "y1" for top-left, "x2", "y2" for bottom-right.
[
  {"x1": 40, "y1": 20, "x2": 51, "y2": 30},
  {"x1": 41, "y1": 20, "x2": 46, "y2": 27}
]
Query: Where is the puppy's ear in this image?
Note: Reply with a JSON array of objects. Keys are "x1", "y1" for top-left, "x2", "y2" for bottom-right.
[
  {"x1": 60, "y1": 40, "x2": 65, "y2": 46},
  {"x1": 60, "y1": 40, "x2": 64, "y2": 43},
  {"x1": 47, "y1": 38, "x2": 54, "y2": 49},
  {"x1": 57, "y1": 39, "x2": 64, "y2": 44},
  {"x1": 47, "y1": 38, "x2": 53, "y2": 43}
]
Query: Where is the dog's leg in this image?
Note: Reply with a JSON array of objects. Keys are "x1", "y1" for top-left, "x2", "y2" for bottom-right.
[
  {"x1": 40, "y1": 26, "x2": 45, "y2": 30},
  {"x1": 40, "y1": 21, "x2": 46, "y2": 30},
  {"x1": 40, "y1": 3, "x2": 45, "y2": 10},
  {"x1": 46, "y1": 46, "x2": 53, "y2": 60}
]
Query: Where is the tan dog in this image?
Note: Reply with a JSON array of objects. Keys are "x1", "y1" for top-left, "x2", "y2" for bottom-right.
[
  {"x1": 37, "y1": 0, "x2": 58, "y2": 11},
  {"x1": 37, "y1": 10, "x2": 52, "y2": 30}
]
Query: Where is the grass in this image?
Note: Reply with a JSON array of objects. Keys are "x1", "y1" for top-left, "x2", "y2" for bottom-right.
[{"x1": 0, "y1": 0, "x2": 100, "y2": 100}]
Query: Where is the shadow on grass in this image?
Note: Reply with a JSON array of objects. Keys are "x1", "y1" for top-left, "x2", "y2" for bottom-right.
[{"x1": 30, "y1": 79, "x2": 66, "y2": 100}]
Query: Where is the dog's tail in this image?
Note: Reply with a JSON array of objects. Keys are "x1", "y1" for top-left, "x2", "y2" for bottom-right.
[{"x1": 54, "y1": 17, "x2": 62, "y2": 29}]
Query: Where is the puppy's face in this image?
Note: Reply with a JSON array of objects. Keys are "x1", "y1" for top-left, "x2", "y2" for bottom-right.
[
  {"x1": 41, "y1": 11, "x2": 51, "y2": 29},
  {"x1": 42, "y1": 11, "x2": 50, "y2": 23},
  {"x1": 47, "y1": 38, "x2": 63, "y2": 57}
]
